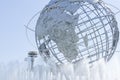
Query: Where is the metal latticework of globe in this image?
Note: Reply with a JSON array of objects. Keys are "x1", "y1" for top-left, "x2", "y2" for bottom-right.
[{"x1": 35, "y1": 0, "x2": 119, "y2": 65}]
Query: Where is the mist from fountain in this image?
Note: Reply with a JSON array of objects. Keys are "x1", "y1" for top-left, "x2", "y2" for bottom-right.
[{"x1": 0, "y1": 54, "x2": 120, "y2": 80}]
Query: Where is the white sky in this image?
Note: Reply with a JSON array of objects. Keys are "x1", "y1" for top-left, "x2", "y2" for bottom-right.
[{"x1": 0, "y1": 0, "x2": 120, "y2": 64}]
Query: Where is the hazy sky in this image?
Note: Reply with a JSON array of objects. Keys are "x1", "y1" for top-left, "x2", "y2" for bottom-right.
[{"x1": 0, "y1": 0, "x2": 120, "y2": 63}]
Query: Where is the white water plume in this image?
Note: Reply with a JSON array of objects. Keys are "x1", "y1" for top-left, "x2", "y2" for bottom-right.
[{"x1": 0, "y1": 54, "x2": 120, "y2": 80}]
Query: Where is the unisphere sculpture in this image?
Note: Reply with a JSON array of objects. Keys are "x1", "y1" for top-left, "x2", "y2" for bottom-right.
[{"x1": 35, "y1": 0, "x2": 119, "y2": 65}]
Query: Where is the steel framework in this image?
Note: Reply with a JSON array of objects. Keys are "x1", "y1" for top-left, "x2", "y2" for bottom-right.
[{"x1": 35, "y1": 0, "x2": 119, "y2": 65}]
